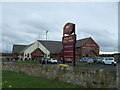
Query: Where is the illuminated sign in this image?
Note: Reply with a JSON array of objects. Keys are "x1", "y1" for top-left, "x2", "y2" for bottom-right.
[
  {"x1": 64, "y1": 23, "x2": 74, "y2": 35},
  {"x1": 62, "y1": 35, "x2": 76, "y2": 44},
  {"x1": 62, "y1": 22, "x2": 76, "y2": 66}
]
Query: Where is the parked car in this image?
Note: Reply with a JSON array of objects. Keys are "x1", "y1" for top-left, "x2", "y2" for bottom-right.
[
  {"x1": 102, "y1": 57, "x2": 116, "y2": 66},
  {"x1": 47, "y1": 58, "x2": 58, "y2": 64},
  {"x1": 41, "y1": 58, "x2": 50, "y2": 64},
  {"x1": 41, "y1": 59, "x2": 46, "y2": 64},
  {"x1": 94, "y1": 57, "x2": 104, "y2": 63},
  {"x1": 87, "y1": 58, "x2": 94, "y2": 64},
  {"x1": 80, "y1": 57, "x2": 88, "y2": 62}
]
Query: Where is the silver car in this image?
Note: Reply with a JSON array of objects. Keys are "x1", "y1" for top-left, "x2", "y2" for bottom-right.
[{"x1": 87, "y1": 58, "x2": 94, "y2": 64}]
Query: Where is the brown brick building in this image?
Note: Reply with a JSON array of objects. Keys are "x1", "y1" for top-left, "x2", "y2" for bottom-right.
[{"x1": 12, "y1": 37, "x2": 99, "y2": 60}]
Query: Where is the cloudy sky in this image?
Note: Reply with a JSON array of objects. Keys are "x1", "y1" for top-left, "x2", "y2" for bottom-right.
[{"x1": 1, "y1": 2, "x2": 118, "y2": 53}]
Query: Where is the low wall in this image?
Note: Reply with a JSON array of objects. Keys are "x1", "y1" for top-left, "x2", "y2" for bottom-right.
[{"x1": 2, "y1": 62, "x2": 117, "y2": 88}]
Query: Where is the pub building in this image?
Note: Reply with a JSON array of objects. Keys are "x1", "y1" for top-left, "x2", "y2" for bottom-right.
[
  {"x1": 12, "y1": 23, "x2": 99, "y2": 61},
  {"x1": 12, "y1": 37, "x2": 99, "y2": 61}
]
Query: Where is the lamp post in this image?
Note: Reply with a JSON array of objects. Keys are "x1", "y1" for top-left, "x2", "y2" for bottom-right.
[{"x1": 46, "y1": 30, "x2": 48, "y2": 58}]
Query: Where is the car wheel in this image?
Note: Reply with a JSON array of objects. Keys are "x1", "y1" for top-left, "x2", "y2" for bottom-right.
[
  {"x1": 103, "y1": 62, "x2": 105, "y2": 65},
  {"x1": 112, "y1": 62, "x2": 114, "y2": 66}
]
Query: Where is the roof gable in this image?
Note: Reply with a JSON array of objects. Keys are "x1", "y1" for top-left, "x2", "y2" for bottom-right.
[{"x1": 38, "y1": 40, "x2": 63, "y2": 54}]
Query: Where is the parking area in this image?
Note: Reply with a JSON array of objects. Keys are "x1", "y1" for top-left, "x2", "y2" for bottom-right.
[
  {"x1": 44, "y1": 60, "x2": 117, "y2": 71},
  {"x1": 118, "y1": 63, "x2": 120, "y2": 89},
  {"x1": 76, "y1": 62, "x2": 116, "y2": 70}
]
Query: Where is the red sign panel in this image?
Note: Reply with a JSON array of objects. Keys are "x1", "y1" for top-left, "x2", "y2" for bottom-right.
[
  {"x1": 64, "y1": 58, "x2": 72, "y2": 61},
  {"x1": 64, "y1": 23, "x2": 74, "y2": 35},
  {"x1": 62, "y1": 35, "x2": 76, "y2": 44},
  {"x1": 64, "y1": 44, "x2": 74, "y2": 48},
  {"x1": 64, "y1": 44, "x2": 74, "y2": 59}
]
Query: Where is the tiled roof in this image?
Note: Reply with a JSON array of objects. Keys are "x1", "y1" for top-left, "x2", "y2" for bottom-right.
[
  {"x1": 38, "y1": 40, "x2": 63, "y2": 54},
  {"x1": 12, "y1": 37, "x2": 91, "y2": 54},
  {"x1": 12, "y1": 45, "x2": 27, "y2": 53},
  {"x1": 19, "y1": 43, "x2": 34, "y2": 53},
  {"x1": 76, "y1": 37, "x2": 90, "y2": 47}
]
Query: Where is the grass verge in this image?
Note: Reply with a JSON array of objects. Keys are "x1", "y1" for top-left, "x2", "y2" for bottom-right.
[
  {"x1": 15, "y1": 61, "x2": 39, "y2": 64},
  {"x1": 2, "y1": 70, "x2": 84, "y2": 88}
]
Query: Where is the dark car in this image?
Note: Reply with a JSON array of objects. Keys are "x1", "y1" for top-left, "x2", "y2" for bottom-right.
[{"x1": 41, "y1": 58, "x2": 50, "y2": 64}]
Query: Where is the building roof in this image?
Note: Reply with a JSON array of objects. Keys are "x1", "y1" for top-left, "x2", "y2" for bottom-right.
[
  {"x1": 12, "y1": 37, "x2": 92, "y2": 54},
  {"x1": 38, "y1": 40, "x2": 63, "y2": 54},
  {"x1": 19, "y1": 43, "x2": 34, "y2": 53},
  {"x1": 12, "y1": 45, "x2": 27, "y2": 53},
  {"x1": 76, "y1": 37, "x2": 90, "y2": 47}
]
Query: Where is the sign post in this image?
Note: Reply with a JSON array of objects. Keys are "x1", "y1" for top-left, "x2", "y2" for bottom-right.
[{"x1": 62, "y1": 22, "x2": 76, "y2": 67}]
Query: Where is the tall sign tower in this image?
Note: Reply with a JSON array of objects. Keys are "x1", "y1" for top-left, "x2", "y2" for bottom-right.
[{"x1": 62, "y1": 22, "x2": 76, "y2": 67}]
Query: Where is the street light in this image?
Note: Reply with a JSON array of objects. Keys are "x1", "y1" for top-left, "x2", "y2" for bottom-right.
[{"x1": 46, "y1": 30, "x2": 48, "y2": 58}]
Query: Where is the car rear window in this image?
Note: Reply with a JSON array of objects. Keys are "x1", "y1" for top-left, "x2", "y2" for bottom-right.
[{"x1": 105, "y1": 58, "x2": 114, "y2": 60}]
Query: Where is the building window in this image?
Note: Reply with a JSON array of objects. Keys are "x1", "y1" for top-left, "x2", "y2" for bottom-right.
[
  {"x1": 83, "y1": 47, "x2": 86, "y2": 50},
  {"x1": 83, "y1": 54, "x2": 85, "y2": 56}
]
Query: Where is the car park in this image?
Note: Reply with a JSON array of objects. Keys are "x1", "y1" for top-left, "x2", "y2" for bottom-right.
[{"x1": 102, "y1": 57, "x2": 116, "y2": 66}]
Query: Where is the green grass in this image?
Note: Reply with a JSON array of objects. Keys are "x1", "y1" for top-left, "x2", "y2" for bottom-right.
[
  {"x1": 2, "y1": 70, "x2": 84, "y2": 88},
  {"x1": 15, "y1": 61, "x2": 39, "y2": 64}
]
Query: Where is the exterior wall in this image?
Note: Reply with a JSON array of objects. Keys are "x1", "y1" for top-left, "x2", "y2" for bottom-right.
[
  {"x1": 114, "y1": 53, "x2": 120, "y2": 63},
  {"x1": 2, "y1": 63, "x2": 117, "y2": 88},
  {"x1": 17, "y1": 38, "x2": 99, "y2": 60},
  {"x1": 51, "y1": 50, "x2": 63, "y2": 60},
  {"x1": 18, "y1": 53, "x2": 24, "y2": 60},
  {"x1": 75, "y1": 54, "x2": 80, "y2": 59},
  {"x1": 51, "y1": 54, "x2": 62, "y2": 60},
  {"x1": 31, "y1": 48, "x2": 44, "y2": 60},
  {"x1": 51, "y1": 38, "x2": 99, "y2": 60},
  {"x1": 1, "y1": 53, "x2": 13, "y2": 59},
  {"x1": 20, "y1": 41, "x2": 50, "y2": 60},
  {"x1": 13, "y1": 53, "x2": 18, "y2": 58},
  {"x1": 80, "y1": 38, "x2": 99, "y2": 58}
]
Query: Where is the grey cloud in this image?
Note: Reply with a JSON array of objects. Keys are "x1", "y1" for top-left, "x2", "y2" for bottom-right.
[{"x1": 77, "y1": 28, "x2": 118, "y2": 52}]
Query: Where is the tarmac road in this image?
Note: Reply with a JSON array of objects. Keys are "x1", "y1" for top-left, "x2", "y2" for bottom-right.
[
  {"x1": 118, "y1": 63, "x2": 120, "y2": 89},
  {"x1": 57, "y1": 60, "x2": 117, "y2": 71}
]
